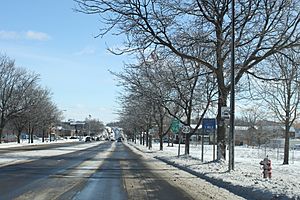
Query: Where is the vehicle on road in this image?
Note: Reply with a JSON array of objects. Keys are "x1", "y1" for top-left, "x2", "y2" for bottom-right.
[
  {"x1": 85, "y1": 136, "x2": 91, "y2": 142},
  {"x1": 2, "y1": 134, "x2": 17, "y2": 143},
  {"x1": 294, "y1": 144, "x2": 300, "y2": 150}
]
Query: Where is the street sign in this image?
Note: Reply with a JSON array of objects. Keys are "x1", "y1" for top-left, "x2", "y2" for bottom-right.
[
  {"x1": 221, "y1": 107, "x2": 230, "y2": 119},
  {"x1": 182, "y1": 126, "x2": 190, "y2": 134},
  {"x1": 171, "y1": 119, "x2": 180, "y2": 133},
  {"x1": 202, "y1": 118, "x2": 216, "y2": 130}
]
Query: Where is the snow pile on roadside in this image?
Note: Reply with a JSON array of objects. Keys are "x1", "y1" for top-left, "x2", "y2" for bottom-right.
[
  {"x1": 0, "y1": 140, "x2": 101, "y2": 167},
  {"x1": 128, "y1": 141, "x2": 300, "y2": 199},
  {"x1": 0, "y1": 138, "x2": 80, "y2": 149}
]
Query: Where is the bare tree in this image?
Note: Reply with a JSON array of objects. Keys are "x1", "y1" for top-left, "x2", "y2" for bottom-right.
[
  {"x1": 120, "y1": 93, "x2": 155, "y2": 146},
  {"x1": 75, "y1": 0, "x2": 300, "y2": 159},
  {"x1": 113, "y1": 52, "x2": 217, "y2": 153},
  {"x1": 24, "y1": 87, "x2": 60, "y2": 143},
  {"x1": 138, "y1": 64, "x2": 173, "y2": 151},
  {"x1": 11, "y1": 113, "x2": 28, "y2": 143},
  {"x1": 11, "y1": 85, "x2": 44, "y2": 143},
  {"x1": 240, "y1": 105, "x2": 270, "y2": 146},
  {"x1": 36, "y1": 93, "x2": 61, "y2": 143},
  {"x1": 84, "y1": 118, "x2": 105, "y2": 136},
  {"x1": 118, "y1": 104, "x2": 144, "y2": 143},
  {"x1": 144, "y1": 56, "x2": 217, "y2": 154},
  {"x1": 259, "y1": 49, "x2": 300, "y2": 164},
  {"x1": 0, "y1": 55, "x2": 39, "y2": 143},
  {"x1": 114, "y1": 65, "x2": 156, "y2": 146}
]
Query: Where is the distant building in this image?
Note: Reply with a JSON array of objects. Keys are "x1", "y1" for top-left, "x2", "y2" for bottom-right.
[
  {"x1": 1, "y1": 129, "x2": 17, "y2": 143},
  {"x1": 294, "y1": 128, "x2": 300, "y2": 139},
  {"x1": 234, "y1": 120, "x2": 297, "y2": 146},
  {"x1": 269, "y1": 138, "x2": 300, "y2": 148}
]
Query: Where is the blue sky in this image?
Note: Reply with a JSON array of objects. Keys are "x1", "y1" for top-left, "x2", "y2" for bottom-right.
[{"x1": 0, "y1": 0, "x2": 129, "y2": 124}]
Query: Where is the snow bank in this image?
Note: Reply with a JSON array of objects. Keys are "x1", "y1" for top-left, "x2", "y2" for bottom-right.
[{"x1": 127, "y1": 141, "x2": 300, "y2": 199}]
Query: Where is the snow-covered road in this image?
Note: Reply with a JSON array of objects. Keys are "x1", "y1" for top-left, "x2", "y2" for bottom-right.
[{"x1": 0, "y1": 140, "x2": 245, "y2": 200}]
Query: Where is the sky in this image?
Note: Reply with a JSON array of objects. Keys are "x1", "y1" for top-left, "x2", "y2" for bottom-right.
[{"x1": 0, "y1": 0, "x2": 130, "y2": 124}]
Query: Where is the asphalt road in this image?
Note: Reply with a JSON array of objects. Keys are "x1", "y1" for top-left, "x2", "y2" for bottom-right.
[{"x1": 0, "y1": 141, "x2": 197, "y2": 200}]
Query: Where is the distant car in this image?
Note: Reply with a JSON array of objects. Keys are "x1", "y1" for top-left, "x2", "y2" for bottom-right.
[
  {"x1": 163, "y1": 137, "x2": 169, "y2": 143},
  {"x1": 69, "y1": 136, "x2": 77, "y2": 139},
  {"x1": 85, "y1": 136, "x2": 91, "y2": 142},
  {"x1": 117, "y1": 138, "x2": 122, "y2": 142},
  {"x1": 294, "y1": 144, "x2": 300, "y2": 150}
]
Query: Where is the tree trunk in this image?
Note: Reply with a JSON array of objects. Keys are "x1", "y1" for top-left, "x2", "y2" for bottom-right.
[
  {"x1": 0, "y1": 114, "x2": 6, "y2": 144},
  {"x1": 142, "y1": 133, "x2": 145, "y2": 145},
  {"x1": 42, "y1": 129, "x2": 45, "y2": 142},
  {"x1": 134, "y1": 134, "x2": 136, "y2": 144},
  {"x1": 28, "y1": 124, "x2": 31, "y2": 143},
  {"x1": 31, "y1": 131, "x2": 34, "y2": 143},
  {"x1": 283, "y1": 123, "x2": 290, "y2": 165},
  {"x1": 217, "y1": 88, "x2": 229, "y2": 160},
  {"x1": 0, "y1": 127, "x2": 3, "y2": 144},
  {"x1": 159, "y1": 134, "x2": 163, "y2": 150},
  {"x1": 185, "y1": 134, "x2": 191, "y2": 155},
  {"x1": 17, "y1": 131, "x2": 21, "y2": 143},
  {"x1": 149, "y1": 135, "x2": 152, "y2": 149},
  {"x1": 30, "y1": 126, "x2": 34, "y2": 144},
  {"x1": 146, "y1": 132, "x2": 149, "y2": 147}
]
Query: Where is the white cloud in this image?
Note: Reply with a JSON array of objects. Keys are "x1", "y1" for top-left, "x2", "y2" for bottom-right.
[
  {"x1": 0, "y1": 30, "x2": 50, "y2": 41},
  {"x1": 25, "y1": 30, "x2": 50, "y2": 41},
  {"x1": 0, "y1": 31, "x2": 20, "y2": 40},
  {"x1": 74, "y1": 46, "x2": 96, "y2": 56}
]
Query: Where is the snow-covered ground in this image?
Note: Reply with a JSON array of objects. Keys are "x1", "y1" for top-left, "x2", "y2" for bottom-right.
[
  {"x1": 127, "y1": 141, "x2": 300, "y2": 199},
  {"x1": 0, "y1": 139, "x2": 101, "y2": 167}
]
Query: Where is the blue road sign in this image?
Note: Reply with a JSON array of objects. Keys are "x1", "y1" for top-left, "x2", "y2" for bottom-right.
[{"x1": 202, "y1": 118, "x2": 216, "y2": 130}]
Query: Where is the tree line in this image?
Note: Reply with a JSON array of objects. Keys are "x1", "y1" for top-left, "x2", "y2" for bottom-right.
[
  {"x1": 74, "y1": 0, "x2": 300, "y2": 164},
  {"x1": 0, "y1": 54, "x2": 61, "y2": 144}
]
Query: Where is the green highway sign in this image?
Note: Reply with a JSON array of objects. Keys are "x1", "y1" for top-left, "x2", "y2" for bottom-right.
[{"x1": 171, "y1": 119, "x2": 180, "y2": 133}]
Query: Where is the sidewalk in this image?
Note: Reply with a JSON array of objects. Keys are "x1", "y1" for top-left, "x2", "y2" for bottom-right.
[{"x1": 126, "y1": 141, "x2": 300, "y2": 200}]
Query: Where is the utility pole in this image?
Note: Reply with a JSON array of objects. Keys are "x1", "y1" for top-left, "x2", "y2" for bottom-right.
[{"x1": 229, "y1": 0, "x2": 235, "y2": 171}]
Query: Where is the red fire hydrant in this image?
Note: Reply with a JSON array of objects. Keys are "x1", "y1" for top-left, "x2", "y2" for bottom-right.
[{"x1": 260, "y1": 156, "x2": 272, "y2": 178}]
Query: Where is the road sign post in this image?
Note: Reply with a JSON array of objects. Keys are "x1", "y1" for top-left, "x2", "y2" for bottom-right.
[
  {"x1": 202, "y1": 118, "x2": 216, "y2": 162},
  {"x1": 177, "y1": 131, "x2": 181, "y2": 157},
  {"x1": 170, "y1": 119, "x2": 182, "y2": 157},
  {"x1": 177, "y1": 125, "x2": 190, "y2": 157}
]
